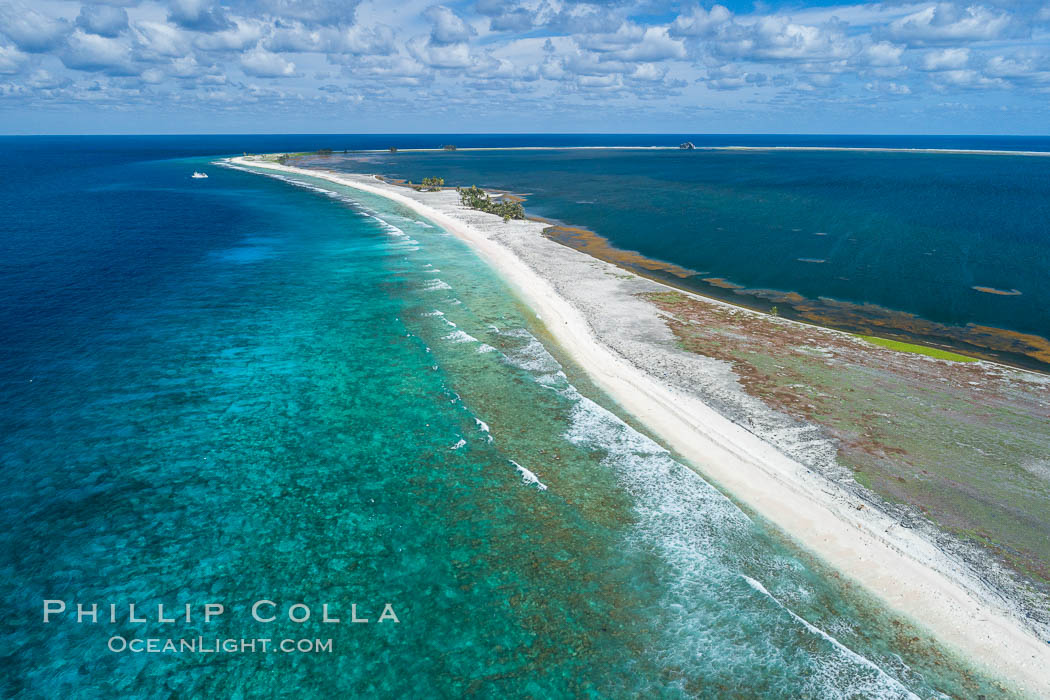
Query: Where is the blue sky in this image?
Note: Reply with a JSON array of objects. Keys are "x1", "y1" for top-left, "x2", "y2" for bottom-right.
[{"x1": 1, "y1": 1, "x2": 1049, "y2": 134}]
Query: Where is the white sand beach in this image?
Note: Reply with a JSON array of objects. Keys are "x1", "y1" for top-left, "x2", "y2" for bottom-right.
[{"x1": 228, "y1": 156, "x2": 1050, "y2": 696}]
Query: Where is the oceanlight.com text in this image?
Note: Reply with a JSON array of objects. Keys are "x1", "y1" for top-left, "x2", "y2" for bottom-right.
[{"x1": 107, "y1": 636, "x2": 333, "y2": 654}]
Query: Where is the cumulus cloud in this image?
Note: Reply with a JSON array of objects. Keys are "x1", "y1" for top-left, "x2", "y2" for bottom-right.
[
  {"x1": 342, "y1": 54, "x2": 430, "y2": 87},
  {"x1": 579, "y1": 24, "x2": 685, "y2": 62},
  {"x1": 133, "y1": 21, "x2": 191, "y2": 59},
  {"x1": 721, "y1": 17, "x2": 856, "y2": 62},
  {"x1": 168, "y1": 0, "x2": 233, "y2": 33},
  {"x1": 237, "y1": 0, "x2": 361, "y2": 26},
  {"x1": 423, "y1": 5, "x2": 476, "y2": 44},
  {"x1": 670, "y1": 4, "x2": 731, "y2": 38},
  {"x1": 0, "y1": 43, "x2": 28, "y2": 74},
  {"x1": 0, "y1": 3, "x2": 71, "y2": 52},
  {"x1": 983, "y1": 53, "x2": 1050, "y2": 85},
  {"x1": 240, "y1": 46, "x2": 297, "y2": 77},
  {"x1": 491, "y1": 9, "x2": 534, "y2": 32},
  {"x1": 932, "y1": 68, "x2": 1004, "y2": 88},
  {"x1": 26, "y1": 68, "x2": 72, "y2": 90},
  {"x1": 884, "y1": 3, "x2": 1022, "y2": 46},
  {"x1": 193, "y1": 20, "x2": 264, "y2": 51},
  {"x1": 408, "y1": 35, "x2": 473, "y2": 69},
  {"x1": 865, "y1": 80, "x2": 911, "y2": 94},
  {"x1": 921, "y1": 47, "x2": 970, "y2": 71},
  {"x1": 266, "y1": 22, "x2": 395, "y2": 55},
  {"x1": 476, "y1": 0, "x2": 535, "y2": 32},
  {"x1": 61, "y1": 30, "x2": 136, "y2": 75},
  {"x1": 858, "y1": 41, "x2": 904, "y2": 68},
  {"x1": 627, "y1": 62, "x2": 667, "y2": 83},
  {"x1": 76, "y1": 5, "x2": 129, "y2": 38}
]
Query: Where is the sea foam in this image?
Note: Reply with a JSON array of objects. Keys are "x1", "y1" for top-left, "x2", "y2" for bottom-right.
[{"x1": 511, "y1": 460, "x2": 548, "y2": 491}]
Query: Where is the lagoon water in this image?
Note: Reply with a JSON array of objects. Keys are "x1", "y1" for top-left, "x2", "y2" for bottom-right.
[
  {"x1": 319, "y1": 142, "x2": 1050, "y2": 368},
  {"x1": 0, "y1": 137, "x2": 1011, "y2": 697}
]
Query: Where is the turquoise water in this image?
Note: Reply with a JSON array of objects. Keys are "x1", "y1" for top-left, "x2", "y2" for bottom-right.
[
  {"x1": 316, "y1": 147, "x2": 1050, "y2": 369},
  {"x1": 0, "y1": 142, "x2": 1008, "y2": 697}
]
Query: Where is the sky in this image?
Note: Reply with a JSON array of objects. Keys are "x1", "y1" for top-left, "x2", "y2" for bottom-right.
[{"x1": 1, "y1": 0, "x2": 1049, "y2": 134}]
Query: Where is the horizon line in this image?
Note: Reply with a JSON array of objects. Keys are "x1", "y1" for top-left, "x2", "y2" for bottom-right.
[{"x1": 4, "y1": 131, "x2": 1050, "y2": 138}]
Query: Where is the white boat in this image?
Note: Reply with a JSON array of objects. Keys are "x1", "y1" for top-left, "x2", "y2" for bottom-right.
[{"x1": 191, "y1": 171, "x2": 208, "y2": 179}]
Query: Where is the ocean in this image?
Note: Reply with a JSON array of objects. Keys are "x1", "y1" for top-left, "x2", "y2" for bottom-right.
[{"x1": 0, "y1": 136, "x2": 1016, "y2": 697}]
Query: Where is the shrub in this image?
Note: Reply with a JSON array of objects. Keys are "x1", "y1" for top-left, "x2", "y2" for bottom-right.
[{"x1": 457, "y1": 185, "x2": 525, "y2": 222}]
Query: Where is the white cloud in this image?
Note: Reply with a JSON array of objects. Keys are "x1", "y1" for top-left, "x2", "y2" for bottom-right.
[
  {"x1": 865, "y1": 80, "x2": 910, "y2": 94},
  {"x1": 133, "y1": 21, "x2": 192, "y2": 59},
  {"x1": 627, "y1": 62, "x2": 667, "y2": 83},
  {"x1": 26, "y1": 68, "x2": 71, "y2": 90},
  {"x1": 76, "y1": 5, "x2": 130, "y2": 37},
  {"x1": 168, "y1": 0, "x2": 233, "y2": 33},
  {"x1": 240, "y1": 47, "x2": 296, "y2": 77},
  {"x1": 76, "y1": 5, "x2": 130, "y2": 38},
  {"x1": 576, "y1": 73, "x2": 621, "y2": 90},
  {"x1": 0, "y1": 43, "x2": 27, "y2": 74},
  {"x1": 749, "y1": 17, "x2": 855, "y2": 62},
  {"x1": 193, "y1": 20, "x2": 264, "y2": 51},
  {"x1": 885, "y1": 3, "x2": 1020, "y2": 46},
  {"x1": 408, "y1": 36, "x2": 473, "y2": 69},
  {"x1": 343, "y1": 54, "x2": 430, "y2": 86},
  {"x1": 337, "y1": 24, "x2": 396, "y2": 55},
  {"x1": 921, "y1": 47, "x2": 970, "y2": 71},
  {"x1": 61, "y1": 30, "x2": 136, "y2": 75},
  {"x1": 858, "y1": 41, "x2": 904, "y2": 67},
  {"x1": 983, "y1": 54, "x2": 1050, "y2": 85},
  {"x1": 266, "y1": 22, "x2": 396, "y2": 56},
  {"x1": 0, "y1": 3, "x2": 71, "y2": 53},
  {"x1": 934, "y1": 68, "x2": 1004, "y2": 88},
  {"x1": 670, "y1": 5, "x2": 732, "y2": 38},
  {"x1": 581, "y1": 25, "x2": 685, "y2": 62},
  {"x1": 423, "y1": 5, "x2": 476, "y2": 44},
  {"x1": 239, "y1": 0, "x2": 361, "y2": 26}
]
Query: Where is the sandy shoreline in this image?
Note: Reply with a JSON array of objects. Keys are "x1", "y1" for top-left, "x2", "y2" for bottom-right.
[{"x1": 226, "y1": 156, "x2": 1050, "y2": 696}]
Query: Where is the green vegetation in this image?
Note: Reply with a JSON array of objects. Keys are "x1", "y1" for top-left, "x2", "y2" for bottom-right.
[
  {"x1": 442, "y1": 144, "x2": 457, "y2": 151},
  {"x1": 418, "y1": 177, "x2": 444, "y2": 192},
  {"x1": 265, "y1": 152, "x2": 312, "y2": 164},
  {"x1": 857, "y1": 335, "x2": 978, "y2": 362},
  {"x1": 389, "y1": 146, "x2": 398, "y2": 152},
  {"x1": 316, "y1": 148, "x2": 333, "y2": 156},
  {"x1": 458, "y1": 185, "x2": 525, "y2": 222}
]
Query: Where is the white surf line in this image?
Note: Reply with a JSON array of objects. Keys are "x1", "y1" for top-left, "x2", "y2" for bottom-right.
[
  {"x1": 510, "y1": 460, "x2": 548, "y2": 491},
  {"x1": 474, "y1": 417, "x2": 493, "y2": 443},
  {"x1": 226, "y1": 156, "x2": 1050, "y2": 697},
  {"x1": 743, "y1": 575, "x2": 920, "y2": 699}
]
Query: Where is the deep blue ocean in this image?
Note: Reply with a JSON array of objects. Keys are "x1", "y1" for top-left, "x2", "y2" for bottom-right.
[{"x1": 0, "y1": 135, "x2": 1027, "y2": 697}]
